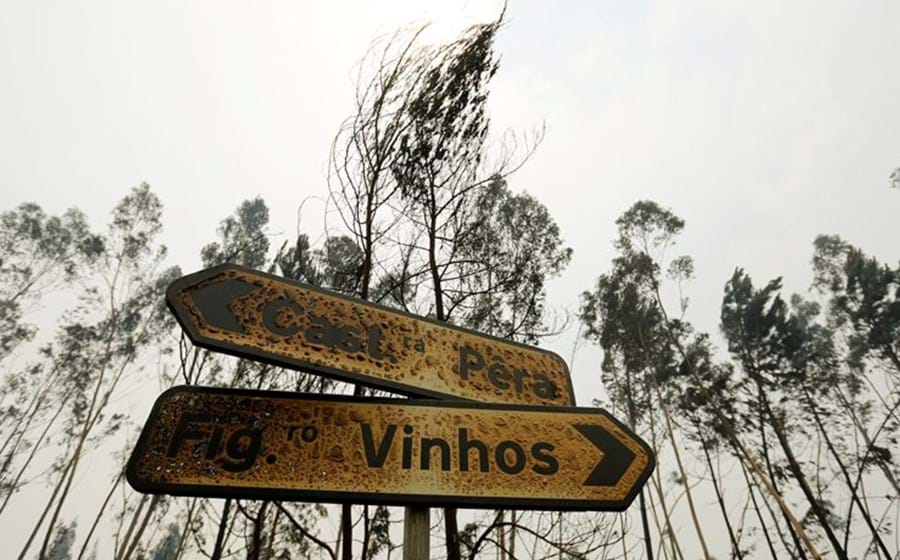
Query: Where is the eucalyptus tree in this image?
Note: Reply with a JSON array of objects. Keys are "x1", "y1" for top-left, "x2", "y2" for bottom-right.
[
  {"x1": 812, "y1": 235, "x2": 900, "y2": 379},
  {"x1": 442, "y1": 177, "x2": 572, "y2": 559},
  {"x1": 579, "y1": 201, "x2": 715, "y2": 560},
  {"x1": 172, "y1": 199, "x2": 349, "y2": 560},
  {"x1": 106, "y1": 197, "x2": 277, "y2": 560},
  {"x1": 721, "y1": 271, "x2": 860, "y2": 559},
  {"x1": 578, "y1": 202, "x2": 847, "y2": 559},
  {"x1": 389, "y1": 14, "x2": 543, "y2": 324},
  {"x1": 106, "y1": 198, "x2": 349, "y2": 560},
  {"x1": 453, "y1": 176, "x2": 571, "y2": 343},
  {"x1": 813, "y1": 236, "x2": 900, "y2": 486},
  {"x1": 8, "y1": 184, "x2": 179, "y2": 560},
  {"x1": 810, "y1": 235, "x2": 900, "y2": 553},
  {"x1": 200, "y1": 197, "x2": 270, "y2": 270},
  {"x1": 0, "y1": 203, "x2": 104, "y2": 507},
  {"x1": 0, "y1": 202, "x2": 102, "y2": 358}
]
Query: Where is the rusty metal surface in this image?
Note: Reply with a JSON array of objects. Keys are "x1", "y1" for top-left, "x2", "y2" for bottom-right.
[
  {"x1": 126, "y1": 386, "x2": 655, "y2": 510},
  {"x1": 167, "y1": 264, "x2": 575, "y2": 406}
]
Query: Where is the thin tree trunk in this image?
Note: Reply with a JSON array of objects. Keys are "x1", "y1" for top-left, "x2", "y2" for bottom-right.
[
  {"x1": 645, "y1": 483, "x2": 672, "y2": 560},
  {"x1": 38, "y1": 317, "x2": 129, "y2": 560},
  {"x1": 174, "y1": 498, "x2": 198, "y2": 560},
  {"x1": 0, "y1": 389, "x2": 70, "y2": 516},
  {"x1": 622, "y1": 367, "x2": 653, "y2": 560},
  {"x1": 0, "y1": 394, "x2": 42, "y2": 474},
  {"x1": 757, "y1": 403, "x2": 808, "y2": 559},
  {"x1": 834, "y1": 385, "x2": 900, "y2": 494},
  {"x1": 498, "y1": 511, "x2": 506, "y2": 560},
  {"x1": 509, "y1": 510, "x2": 516, "y2": 558},
  {"x1": 619, "y1": 513, "x2": 629, "y2": 560},
  {"x1": 342, "y1": 212, "x2": 375, "y2": 560},
  {"x1": 335, "y1": 507, "x2": 343, "y2": 560},
  {"x1": 361, "y1": 505, "x2": 371, "y2": 560},
  {"x1": 697, "y1": 432, "x2": 742, "y2": 559},
  {"x1": 17, "y1": 451, "x2": 76, "y2": 560},
  {"x1": 248, "y1": 500, "x2": 269, "y2": 560},
  {"x1": 211, "y1": 499, "x2": 232, "y2": 560},
  {"x1": 842, "y1": 395, "x2": 900, "y2": 558},
  {"x1": 116, "y1": 495, "x2": 149, "y2": 560},
  {"x1": 645, "y1": 413, "x2": 668, "y2": 560},
  {"x1": 646, "y1": 412, "x2": 681, "y2": 560},
  {"x1": 651, "y1": 382, "x2": 711, "y2": 559},
  {"x1": 121, "y1": 495, "x2": 162, "y2": 560},
  {"x1": 558, "y1": 512, "x2": 563, "y2": 560},
  {"x1": 0, "y1": 364, "x2": 62, "y2": 465},
  {"x1": 341, "y1": 502, "x2": 353, "y2": 560},
  {"x1": 424, "y1": 205, "x2": 456, "y2": 560},
  {"x1": 732, "y1": 434, "x2": 823, "y2": 559},
  {"x1": 77, "y1": 470, "x2": 123, "y2": 560},
  {"x1": 633, "y1": 313, "x2": 710, "y2": 560},
  {"x1": 266, "y1": 503, "x2": 281, "y2": 560},
  {"x1": 445, "y1": 508, "x2": 460, "y2": 560},
  {"x1": 801, "y1": 387, "x2": 892, "y2": 559},
  {"x1": 754, "y1": 384, "x2": 847, "y2": 559},
  {"x1": 739, "y1": 458, "x2": 779, "y2": 559},
  {"x1": 638, "y1": 490, "x2": 655, "y2": 560},
  {"x1": 883, "y1": 345, "x2": 900, "y2": 375},
  {"x1": 40, "y1": 422, "x2": 91, "y2": 559}
]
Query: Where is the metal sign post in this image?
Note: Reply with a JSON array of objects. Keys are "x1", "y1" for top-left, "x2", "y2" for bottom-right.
[{"x1": 402, "y1": 506, "x2": 429, "y2": 560}]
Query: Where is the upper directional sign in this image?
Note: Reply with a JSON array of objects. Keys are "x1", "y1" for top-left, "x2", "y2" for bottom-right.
[
  {"x1": 167, "y1": 264, "x2": 575, "y2": 406},
  {"x1": 127, "y1": 386, "x2": 655, "y2": 510}
]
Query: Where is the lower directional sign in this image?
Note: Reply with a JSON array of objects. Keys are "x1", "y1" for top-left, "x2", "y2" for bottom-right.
[{"x1": 127, "y1": 386, "x2": 655, "y2": 510}]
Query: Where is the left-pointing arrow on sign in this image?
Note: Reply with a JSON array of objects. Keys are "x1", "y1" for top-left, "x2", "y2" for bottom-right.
[{"x1": 188, "y1": 279, "x2": 260, "y2": 334}]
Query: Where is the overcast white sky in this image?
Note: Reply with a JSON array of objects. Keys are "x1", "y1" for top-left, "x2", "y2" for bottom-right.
[{"x1": 2, "y1": 0, "x2": 898, "y2": 556}]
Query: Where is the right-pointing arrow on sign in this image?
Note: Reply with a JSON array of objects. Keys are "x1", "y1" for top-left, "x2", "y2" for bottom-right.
[{"x1": 574, "y1": 423, "x2": 637, "y2": 486}]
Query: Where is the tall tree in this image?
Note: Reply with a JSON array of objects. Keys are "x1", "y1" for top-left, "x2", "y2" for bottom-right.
[
  {"x1": 580, "y1": 201, "x2": 713, "y2": 560},
  {"x1": 11, "y1": 184, "x2": 178, "y2": 560},
  {"x1": 721, "y1": 270, "x2": 849, "y2": 558},
  {"x1": 0, "y1": 203, "x2": 102, "y2": 357},
  {"x1": 812, "y1": 235, "x2": 900, "y2": 377},
  {"x1": 201, "y1": 197, "x2": 270, "y2": 269},
  {"x1": 454, "y1": 176, "x2": 571, "y2": 343}
]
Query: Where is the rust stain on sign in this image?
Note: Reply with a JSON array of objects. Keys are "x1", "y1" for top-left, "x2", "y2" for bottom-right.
[
  {"x1": 127, "y1": 386, "x2": 655, "y2": 510},
  {"x1": 167, "y1": 264, "x2": 575, "y2": 406}
]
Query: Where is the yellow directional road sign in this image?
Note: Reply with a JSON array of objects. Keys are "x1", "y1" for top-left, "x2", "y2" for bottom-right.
[
  {"x1": 127, "y1": 386, "x2": 655, "y2": 510},
  {"x1": 167, "y1": 264, "x2": 575, "y2": 406}
]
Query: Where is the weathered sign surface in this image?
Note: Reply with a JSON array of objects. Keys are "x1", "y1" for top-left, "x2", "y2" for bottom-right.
[
  {"x1": 167, "y1": 264, "x2": 575, "y2": 406},
  {"x1": 126, "y1": 386, "x2": 655, "y2": 510}
]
